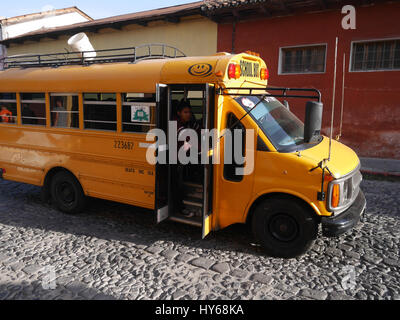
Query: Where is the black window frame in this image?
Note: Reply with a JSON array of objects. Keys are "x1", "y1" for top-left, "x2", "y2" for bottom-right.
[
  {"x1": 83, "y1": 93, "x2": 117, "y2": 132},
  {"x1": 223, "y1": 112, "x2": 246, "y2": 183},
  {"x1": 122, "y1": 93, "x2": 156, "y2": 134},
  {"x1": 20, "y1": 93, "x2": 46, "y2": 126},
  {"x1": 50, "y1": 93, "x2": 80, "y2": 129},
  {"x1": 0, "y1": 92, "x2": 18, "y2": 124}
]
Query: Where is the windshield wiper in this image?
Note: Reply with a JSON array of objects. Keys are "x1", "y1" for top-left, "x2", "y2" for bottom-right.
[
  {"x1": 219, "y1": 95, "x2": 266, "y2": 140},
  {"x1": 225, "y1": 95, "x2": 266, "y2": 134}
]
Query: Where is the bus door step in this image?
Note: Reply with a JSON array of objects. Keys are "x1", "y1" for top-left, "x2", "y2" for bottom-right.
[
  {"x1": 182, "y1": 198, "x2": 203, "y2": 208},
  {"x1": 182, "y1": 182, "x2": 203, "y2": 200}
]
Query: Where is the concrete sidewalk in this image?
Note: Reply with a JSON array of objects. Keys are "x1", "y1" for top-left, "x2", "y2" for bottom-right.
[{"x1": 360, "y1": 157, "x2": 400, "y2": 176}]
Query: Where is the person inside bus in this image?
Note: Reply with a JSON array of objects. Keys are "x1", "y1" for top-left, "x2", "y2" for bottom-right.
[
  {"x1": 0, "y1": 105, "x2": 13, "y2": 123},
  {"x1": 174, "y1": 100, "x2": 202, "y2": 218},
  {"x1": 22, "y1": 104, "x2": 37, "y2": 125},
  {"x1": 52, "y1": 98, "x2": 68, "y2": 128}
]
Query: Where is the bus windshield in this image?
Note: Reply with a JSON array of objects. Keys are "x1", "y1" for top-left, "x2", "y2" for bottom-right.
[{"x1": 234, "y1": 95, "x2": 319, "y2": 152}]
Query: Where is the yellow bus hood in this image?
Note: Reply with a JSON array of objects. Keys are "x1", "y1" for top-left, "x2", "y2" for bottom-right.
[{"x1": 300, "y1": 136, "x2": 360, "y2": 178}]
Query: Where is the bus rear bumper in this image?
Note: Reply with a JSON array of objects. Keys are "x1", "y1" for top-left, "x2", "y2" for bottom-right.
[{"x1": 321, "y1": 190, "x2": 366, "y2": 237}]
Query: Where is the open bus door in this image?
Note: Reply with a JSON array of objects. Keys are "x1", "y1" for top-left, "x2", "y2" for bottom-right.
[
  {"x1": 155, "y1": 83, "x2": 170, "y2": 223},
  {"x1": 202, "y1": 83, "x2": 215, "y2": 238},
  {"x1": 155, "y1": 83, "x2": 215, "y2": 238}
]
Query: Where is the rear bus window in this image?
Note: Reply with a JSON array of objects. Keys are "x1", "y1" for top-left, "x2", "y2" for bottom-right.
[
  {"x1": 50, "y1": 94, "x2": 79, "y2": 129},
  {"x1": 122, "y1": 93, "x2": 156, "y2": 133},
  {"x1": 83, "y1": 93, "x2": 117, "y2": 131},
  {"x1": 21, "y1": 93, "x2": 46, "y2": 126},
  {"x1": 0, "y1": 93, "x2": 17, "y2": 124}
]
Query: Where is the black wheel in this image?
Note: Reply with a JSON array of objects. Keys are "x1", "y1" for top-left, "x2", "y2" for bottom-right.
[
  {"x1": 252, "y1": 197, "x2": 318, "y2": 258},
  {"x1": 50, "y1": 171, "x2": 86, "y2": 214}
]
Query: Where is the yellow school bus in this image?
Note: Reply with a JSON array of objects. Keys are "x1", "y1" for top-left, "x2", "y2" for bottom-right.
[{"x1": 0, "y1": 44, "x2": 366, "y2": 258}]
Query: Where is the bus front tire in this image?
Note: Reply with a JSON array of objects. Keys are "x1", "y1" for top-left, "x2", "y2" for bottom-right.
[
  {"x1": 50, "y1": 171, "x2": 86, "y2": 214},
  {"x1": 252, "y1": 197, "x2": 318, "y2": 258}
]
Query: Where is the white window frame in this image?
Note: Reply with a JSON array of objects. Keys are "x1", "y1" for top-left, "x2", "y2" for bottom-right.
[
  {"x1": 349, "y1": 37, "x2": 400, "y2": 73},
  {"x1": 278, "y1": 43, "x2": 328, "y2": 75}
]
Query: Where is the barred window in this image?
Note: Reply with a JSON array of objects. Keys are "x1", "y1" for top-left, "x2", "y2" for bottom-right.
[
  {"x1": 280, "y1": 45, "x2": 326, "y2": 74},
  {"x1": 0, "y1": 93, "x2": 17, "y2": 124},
  {"x1": 21, "y1": 93, "x2": 46, "y2": 126},
  {"x1": 50, "y1": 93, "x2": 79, "y2": 129},
  {"x1": 122, "y1": 93, "x2": 156, "y2": 133},
  {"x1": 351, "y1": 39, "x2": 400, "y2": 71},
  {"x1": 83, "y1": 93, "x2": 117, "y2": 131}
]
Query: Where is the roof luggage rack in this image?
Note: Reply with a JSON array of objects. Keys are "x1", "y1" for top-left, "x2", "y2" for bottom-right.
[
  {"x1": 217, "y1": 87, "x2": 322, "y2": 102},
  {"x1": 1, "y1": 44, "x2": 186, "y2": 69}
]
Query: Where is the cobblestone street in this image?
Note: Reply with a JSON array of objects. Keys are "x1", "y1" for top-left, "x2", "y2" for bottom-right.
[{"x1": 0, "y1": 178, "x2": 399, "y2": 300}]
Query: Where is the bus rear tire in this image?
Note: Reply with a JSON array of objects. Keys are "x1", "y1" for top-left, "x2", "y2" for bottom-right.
[
  {"x1": 251, "y1": 197, "x2": 318, "y2": 258},
  {"x1": 50, "y1": 171, "x2": 86, "y2": 214}
]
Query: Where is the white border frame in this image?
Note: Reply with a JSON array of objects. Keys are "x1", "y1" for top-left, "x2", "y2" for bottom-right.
[
  {"x1": 278, "y1": 43, "x2": 328, "y2": 75},
  {"x1": 349, "y1": 37, "x2": 400, "y2": 73}
]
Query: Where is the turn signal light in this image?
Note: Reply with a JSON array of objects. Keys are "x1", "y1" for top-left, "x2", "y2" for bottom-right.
[
  {"x1": 331, "y1": 184, "x2": 340, "y2": 208},
  {"x1": 228, "y1": 63, "x2": 241, "y2": 79},
  {"x1": 260, "y1": 67, "x2": 269, "y2": 80}
]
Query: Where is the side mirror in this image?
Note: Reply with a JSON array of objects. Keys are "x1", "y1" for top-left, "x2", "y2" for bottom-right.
[{"x1": 304, "y1": 101, "x2": 323, "y2": 143}]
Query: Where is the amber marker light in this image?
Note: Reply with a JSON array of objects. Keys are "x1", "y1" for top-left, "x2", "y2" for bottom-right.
[{"x1": 331, "y1": 184, "x2": 340, "y2": 208}]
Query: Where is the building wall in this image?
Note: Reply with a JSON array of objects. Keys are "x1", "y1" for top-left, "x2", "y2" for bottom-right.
[
  {"x1": 218, "y1": 2, "x2": 400, "y2": 159},
  {"x1": 6, "y1": 16, "x2": 218, "y2": 58}
]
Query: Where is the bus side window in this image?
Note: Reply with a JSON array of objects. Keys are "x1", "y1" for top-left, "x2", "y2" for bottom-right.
[
  {"x1": 83, "y1": 93, "x2": 117, "y2": 131},
  {"x1": 122, "y1": 93, "x2": 156, "y2": 133},
  {"x1": 21, "y1": 93, "x2": 46, "y2": 126},
  {"x1": 0, "y1": 93, "x2": 17, "y2": 124},
  {"x1": 50, "y1": 94, "x2": 79, "y2": 129},
  {"x1": 224, "y1": 113, "x2": 245, "y2": 182}
]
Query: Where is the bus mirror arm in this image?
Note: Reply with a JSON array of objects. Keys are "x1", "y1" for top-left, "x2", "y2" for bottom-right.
[
  {"x1": 310, "y1": 160, "x2": 333, "y2": 202},
  {"x1": 283, "y1": 100, "x2": 290, "y2": 110}
]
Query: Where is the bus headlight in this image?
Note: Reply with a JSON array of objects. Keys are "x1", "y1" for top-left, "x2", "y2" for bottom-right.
[{"x1": 327, "y1": 167, "x2": 362, "y2": 213}]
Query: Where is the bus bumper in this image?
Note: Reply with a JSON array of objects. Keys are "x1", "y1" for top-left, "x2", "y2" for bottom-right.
[{"x1": 321, "y1": 190, "x2": 366, "y2": 237}]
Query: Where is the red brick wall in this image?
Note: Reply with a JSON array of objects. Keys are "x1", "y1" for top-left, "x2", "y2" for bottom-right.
[{"x1": 217, "y1": 2, "x2": 400, "y2": 159}]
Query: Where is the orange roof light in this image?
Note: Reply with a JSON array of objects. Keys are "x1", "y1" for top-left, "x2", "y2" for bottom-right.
[{"x1": 245, "y1": 51, "x2": 260, "y2": 57}]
